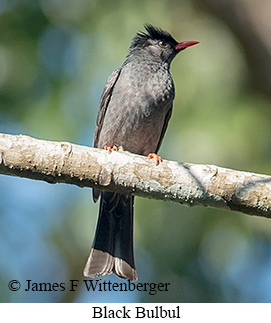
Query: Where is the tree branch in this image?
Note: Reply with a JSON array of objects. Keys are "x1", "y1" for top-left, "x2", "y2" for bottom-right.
[{"x1": 1, "y1": 132, "x2": 271, "y2": 218}]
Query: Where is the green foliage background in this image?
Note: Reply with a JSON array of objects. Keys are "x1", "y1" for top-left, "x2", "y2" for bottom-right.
[{"x1": 0, "y1": 0, "x2": 270, "y2": 302}]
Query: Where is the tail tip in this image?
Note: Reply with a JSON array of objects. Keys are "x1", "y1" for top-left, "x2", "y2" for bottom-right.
[{"x1": 83, "y1": 248, "x2": 138, "y2": 280}]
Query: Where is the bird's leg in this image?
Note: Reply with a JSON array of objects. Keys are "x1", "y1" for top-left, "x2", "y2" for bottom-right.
[
  {"x1": 104, "y1": 145, "x2": 118, "y2": 152},
  {"x1": 147, "y1": 153, "x2": 162, "y2": 165}
]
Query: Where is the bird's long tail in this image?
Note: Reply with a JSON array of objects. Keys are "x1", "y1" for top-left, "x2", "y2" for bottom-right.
[{"x1": 83, "y1": 192, "x2": 137, "y2": 280}]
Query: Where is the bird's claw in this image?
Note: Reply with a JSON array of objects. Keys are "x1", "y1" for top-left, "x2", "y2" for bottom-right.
[
  {"x1": 104, "y1": 145, "x2": 118, "y2": 152},
  {"x1": 148, "y1": 153, "x2": 162, "y2": 165}
]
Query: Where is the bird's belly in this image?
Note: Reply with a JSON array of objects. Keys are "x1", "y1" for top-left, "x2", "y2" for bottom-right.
[
  {"x1": 98, "y1": 100, "x2": 169, "y2": 156},
  {"x1": 119, "y1": 113, "x2": 165, "y2": 155}
]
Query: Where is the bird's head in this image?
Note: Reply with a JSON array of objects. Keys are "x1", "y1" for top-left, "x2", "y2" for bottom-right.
[{"x1": 129, "y1": 24, "x2": 199, "y2": 65}]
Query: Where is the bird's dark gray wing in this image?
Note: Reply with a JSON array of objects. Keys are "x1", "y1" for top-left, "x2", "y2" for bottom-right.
[
  {"x1": 93, "y1": 68, "x2": 122, "y2": 148},
  {"x1": 92, "y1": 68, "x2": 122, "y2": 202},
  {"x1": 155, "y1": 103, "x2": 173, "y2": 153}
]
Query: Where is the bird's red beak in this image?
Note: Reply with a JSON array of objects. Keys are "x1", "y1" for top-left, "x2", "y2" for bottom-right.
[{"x1": 175, "y1": 41, "x2": 199, "y2": 51}]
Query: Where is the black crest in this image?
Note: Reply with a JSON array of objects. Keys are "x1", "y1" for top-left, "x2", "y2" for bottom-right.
[{"x1": 130, "y1": 24, "x2": 178, "y2": 49}]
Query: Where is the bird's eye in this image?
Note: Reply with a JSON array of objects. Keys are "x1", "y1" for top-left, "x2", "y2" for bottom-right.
[{"x1": 158, "y1": 41, "x2": 167, "y2": 48}]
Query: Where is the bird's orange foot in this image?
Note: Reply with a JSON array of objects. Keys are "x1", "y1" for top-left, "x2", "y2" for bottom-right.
[
  {"x1": 104, "y1": 145, "x2": 118, "y2": 152},
  {"x1": 148, "y1": 153, "x2": 162, "y2": 165}
]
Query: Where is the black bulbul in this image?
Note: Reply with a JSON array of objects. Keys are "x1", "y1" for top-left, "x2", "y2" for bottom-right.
[{"x1": 83, "y1": 25, "x2": 199, "y2": 280}]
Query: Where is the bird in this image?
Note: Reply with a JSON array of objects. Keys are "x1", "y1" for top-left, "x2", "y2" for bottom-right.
[{"x1": 83, "y1": 25, "x2": 199, "y2": 280}]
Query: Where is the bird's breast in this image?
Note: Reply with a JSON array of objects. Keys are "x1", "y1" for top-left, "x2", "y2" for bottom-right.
[{"x1": 97, "y1": 63, "x2": 174, "y2": 154}]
